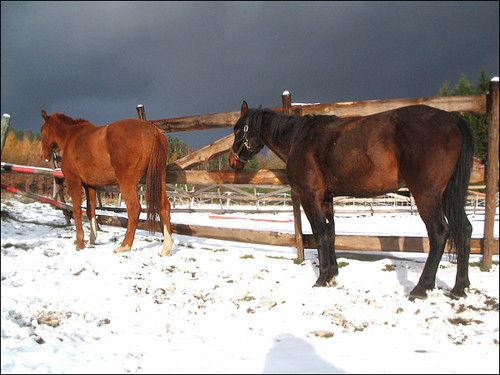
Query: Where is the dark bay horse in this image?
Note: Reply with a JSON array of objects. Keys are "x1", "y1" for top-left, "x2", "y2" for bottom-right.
[
  {"x1": 40, "y1": 110, "x2": 173, "y2": 256},
  {"x1": 230, "y1": 101, "x2": 474, "y2": 299}
]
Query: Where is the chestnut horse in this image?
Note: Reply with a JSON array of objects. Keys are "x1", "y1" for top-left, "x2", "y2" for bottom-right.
[
  {"x1": 230, "y1": 102, "x2": 474, "y2": 300},
  {"x1": 40, "y1": 110, "x2": 172, "y2": 256}
]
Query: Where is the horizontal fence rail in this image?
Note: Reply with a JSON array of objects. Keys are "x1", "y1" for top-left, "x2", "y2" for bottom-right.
[
  {"x1": 2, "y1": 181, "x2": 495, "y2": 255},
  {"x1": 2, "y1": 162, "x2": 492, "y2": 214}
]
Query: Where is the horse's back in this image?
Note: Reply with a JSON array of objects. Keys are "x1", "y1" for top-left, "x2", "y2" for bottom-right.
[
  {"x1": 106, "y1": 119, "x2": 165, "y2": 177},
  {"x1": 106, "y1": 119, "x2": 162, "y2": 152},
  {"x1": 391, "y1": 105, "x2": 463, "y2": 191},
  {"x1": 292, "y1": 111, "x2": 403, "y2": 196},
  {"x1": 288, "y1": 105, "x2": 463, "y2": 198}
]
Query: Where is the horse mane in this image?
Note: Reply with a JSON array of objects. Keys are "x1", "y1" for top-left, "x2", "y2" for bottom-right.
[
  {"x1": 54, "y1": 112, "x2": 88, "y2": 126},
  {"x1": 247, "y1": 108, "x2": 312, "y2": 143}
]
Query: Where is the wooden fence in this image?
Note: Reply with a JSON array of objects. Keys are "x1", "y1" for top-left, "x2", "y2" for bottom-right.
[{"x1": 2, "y1": 81, "x2": 499, "y2": 265}]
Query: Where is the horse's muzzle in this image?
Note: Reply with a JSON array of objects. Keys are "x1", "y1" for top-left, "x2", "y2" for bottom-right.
[
  {"x1": 41, "y1": 151, "x2": 51, "y2": 163},
  {"x1": 229, "y1": 152, "x2": 245, "y2": 170}
]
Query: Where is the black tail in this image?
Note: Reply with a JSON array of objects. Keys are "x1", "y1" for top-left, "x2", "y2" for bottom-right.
[
  {"x1": 444, "y1": 115, "x2": 474, "y2": 256},
  {"x1": 145, "y1": 132, "x2": 168, "y2": 233}
]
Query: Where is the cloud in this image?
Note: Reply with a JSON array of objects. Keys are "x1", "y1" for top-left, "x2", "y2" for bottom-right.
[{"x1": 1, "y1": 1, "x2": 498, "y2": 148}]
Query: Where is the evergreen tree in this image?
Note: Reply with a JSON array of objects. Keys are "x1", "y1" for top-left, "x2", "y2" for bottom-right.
[
  {"x1": 476, "y1": 68, "x2": 490, "y2": 94},
  {"x1": 452, "y1": 74, "x2": 475, "y2": 95},
  {"x1": 438, "y1": 81, "x2": 451, "y2": 96},
  {"x1": 438, "y1": 69, "x2": 492, "y2": 162}
]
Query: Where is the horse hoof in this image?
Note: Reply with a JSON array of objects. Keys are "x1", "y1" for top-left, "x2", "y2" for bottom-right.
[
  {"x1": 449, "y1": 288, "x2": 467, "y2": 300},
  {"x1": 409, "y1": 289, "x2": 428, "y2": 301},
  {"x1": 313, "y1": 276, "x2": 337, "y2": 288},
  {"x1": 326, "y1": 278, "x2": 337, "y2": 287},
  {"x1": 158, "y1": 251, "x2": 171, "y2": 257},
  {"x1": 114, "y1": 245, "x2": 131, "y2": 254}
]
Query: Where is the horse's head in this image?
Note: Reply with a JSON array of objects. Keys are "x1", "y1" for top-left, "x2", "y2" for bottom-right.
[
  {"x1": 40, "y1": 110, "x2": 60, "y2": 162},
  {"x1": 229, "y1": 101, "x2": 264, "y2": 169}
]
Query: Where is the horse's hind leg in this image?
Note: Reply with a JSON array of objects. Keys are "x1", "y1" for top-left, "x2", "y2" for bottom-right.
[
  {"x1": 85, "y1": 186, "x2": 98, "y2": 245},
  {"x1": 158, "y1": 189, "x2": 173, "y2": 257},
  {"x1": 449, "y1": 207, "x2": 472, "y2": 299},
  {"x1": 114, "y1": 183, "x2": 141, "y2": 253},
  {"x1": 409, "y1": 196, "x2": 449, "y2": 300},
  {"x1": 300, "y1": 196, "x2": 338, "y2": 287}
]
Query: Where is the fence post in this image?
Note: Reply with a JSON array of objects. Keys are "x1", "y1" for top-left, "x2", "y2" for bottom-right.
[
  {"x1": 1, "y1": 114, "x2": 11, "y2": 156},
  {"x1": 482, "y1": 78, "x2": 499, "y2": 269},
  {"x1": 137, "y1": 104, "x2": 146, "y2": 121},
  {"x1": 52, "y1": 152, "x2": 72, "y2": 225},
  {"x1": 282, "y1": 90, "x2": 305, "y2": 261},
  {"x1": 134, "y1": 104, "x2": 148, "y2": 207}
]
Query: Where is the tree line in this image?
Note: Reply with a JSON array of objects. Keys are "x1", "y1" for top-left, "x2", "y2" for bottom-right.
[{"x1": 438, "y1": 68, "x2": 491, "y2": 162}]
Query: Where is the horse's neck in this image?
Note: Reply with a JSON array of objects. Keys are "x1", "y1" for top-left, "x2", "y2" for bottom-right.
[
  {"x1": 260, "y1": 113, "x2": 295, "y2": 163},
  {"x1": 53, "y1": 121, "x2": 84, "y2": 148}
]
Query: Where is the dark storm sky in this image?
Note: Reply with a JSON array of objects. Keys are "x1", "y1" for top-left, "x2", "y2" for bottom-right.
[{"x1": 1, "y1": 1, "x2": 498, "y2": 149}]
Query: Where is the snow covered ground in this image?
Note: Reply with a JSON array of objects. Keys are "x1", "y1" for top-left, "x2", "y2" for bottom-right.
[{"x1": 1, "y1": 196, "x2": 499, "y2": 373}]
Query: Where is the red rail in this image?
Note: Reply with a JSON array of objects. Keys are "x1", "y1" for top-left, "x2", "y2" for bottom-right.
[
  {"x1": 1, "y1": 162, "x2": 64, "y2": 178},
  {"x1": 1, "y1": 183, "x2": 83, "y2": 214}
]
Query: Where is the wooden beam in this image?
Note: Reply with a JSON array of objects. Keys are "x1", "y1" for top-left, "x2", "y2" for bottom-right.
[
  {"x1": 96, "y1": 215, "x2": 297, "y2": 247},
  {"x1": 298, "y1": 95, "x2": 487, "y2": 117},
  {"x1": 168, "y1": 134, "x2": 234, "y2": 170},
  {"x1": 283, "y1": 90, "x2": 305, "y2": 262},
  {"x1": 483, "y1": 79, "x2": 499, "y2": 268},
  {"x1": 167, "y1": 169, "x2": 288, "y2": 185},
  {"x1": 470, "y1": 162, "x2": 485, "y2": 183},
  {"x1": 303, "y1": 234, "x2": 493, "y2": 254},
  {"x1": 149, "y1": 95, "x2": 487, "y2": 134},
  {"x1": 1, "y1": 114, "x2": 11, "y2": 156},
  {"x1": 136, "y1": 104, "x2": 146, "y2": 121},
  {"x1": 94, "y1": 214, "x2": 497, "y2": 255},
  {"x1": 151, "y1": 110, "x2": 242, "y2": 133}
]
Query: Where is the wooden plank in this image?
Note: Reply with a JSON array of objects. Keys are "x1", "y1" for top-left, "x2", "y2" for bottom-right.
[
  {"x1": 302, "y1": 234, "x2": 494, "y2": 255},
  {"x1": 1, "y1": 114, "x2": 11, "y2": 155},
  {"x1": 283, "y1": 91, "x2": 305, "y2": 262},
  {"x1": 470, "y1": 163, "x2": 485, "y2": 183},
  {"x1": 483, "y1": 79, "x2": 499, "y2": 268},
  {"x1": 136, "y1": 104, "x2": 146, "y2": 121},
  {"x1": 167, "y1": 169, "x2": 288, "y2": 185},
  {"x1": 298, "y1": 95, "x2": 487, "y2": 117},
  {"x1": 151, "y1": 110, "x2": 242, "y2": 133},
  {"x1": 94, "y1": 214, "x2": 497, "y2": 255},
  {"x1": 149, "y1": 95, "x2": 486, "y2": 134},
  {"x1": 168, "y1": 134, "x2": 234, "y2": 170},
  {"x1": 96, "y1": 215, "x2": 297, "y2": 247}
]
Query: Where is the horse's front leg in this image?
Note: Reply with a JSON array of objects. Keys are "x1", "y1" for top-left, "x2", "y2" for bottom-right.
[
  {"x1": 301, "y1": 197, "x2": 338, "y2": 287},
  {"x1": 84, "y1": 186, "x2": 98, "y2": 245},
  {"x1": 66, "y1": 179, "x2": 85, "y2": 250}
]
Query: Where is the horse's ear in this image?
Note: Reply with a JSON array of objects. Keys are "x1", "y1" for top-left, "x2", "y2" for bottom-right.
[
  {"x1": 41, "y1": 110, "x2": 49, "y2": 121},
  {"x1": 258, "y1": 104, "x2": 263, "y2": 110},
  {"x1": 241, "y1": 101, "x2": 248, "y2": 117}
]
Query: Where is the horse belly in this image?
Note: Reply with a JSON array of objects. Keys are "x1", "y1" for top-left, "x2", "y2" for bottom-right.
[
  {"x1": 327, "y1": 155, "x2": 402, "y2": 198},
  {"x1": 84, "y1": 171, "x2": 117, "y2": 186},
  {"x1": 80, "y1": 164, "x2": 117, "y2": 186},
  {"x1": 74, "y1": 150, "x2": 118, "y2": 186}
]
